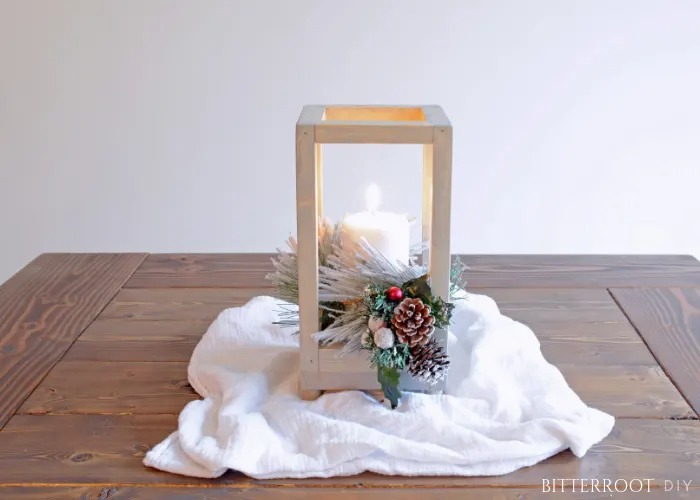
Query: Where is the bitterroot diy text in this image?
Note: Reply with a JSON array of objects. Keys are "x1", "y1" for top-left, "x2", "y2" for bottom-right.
[{"x1": 542, "y1": 478, "x2": 693, "y2": 493}]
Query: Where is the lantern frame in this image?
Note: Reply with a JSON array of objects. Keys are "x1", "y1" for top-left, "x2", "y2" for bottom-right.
[{"x1": 295, "y1": 105, "x2": 452, "y2": 397}]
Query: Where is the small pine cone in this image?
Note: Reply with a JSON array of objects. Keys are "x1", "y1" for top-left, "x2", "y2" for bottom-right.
[
  {"x1": 391, "y1": 297, "x2": 435, "y2": 347},
  {"x1": 408, "y1": 338, "x2": 450, "y2": 385}
]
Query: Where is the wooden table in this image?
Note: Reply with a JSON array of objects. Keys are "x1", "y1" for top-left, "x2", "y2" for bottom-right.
[{"x1": 0, "y1": 254, "x2": 699, "y2": 499}]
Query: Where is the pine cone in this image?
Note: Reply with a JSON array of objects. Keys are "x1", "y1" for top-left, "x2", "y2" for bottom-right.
[
  {"x1": 408, "y1": 338, "x2": 450, "y2": 385},
  {"x1": 391, "y1": 297, "x2": 435, "y2": 347}
]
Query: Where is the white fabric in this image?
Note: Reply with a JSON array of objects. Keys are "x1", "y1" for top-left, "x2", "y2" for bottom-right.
[{"x1": 144, "y1": 293, "x2": 614, "y2": 479}]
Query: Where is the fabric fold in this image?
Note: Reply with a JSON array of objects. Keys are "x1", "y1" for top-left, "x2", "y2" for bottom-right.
[{"x1": 144, "y1": 293, "x2": 614, "y2": 479}]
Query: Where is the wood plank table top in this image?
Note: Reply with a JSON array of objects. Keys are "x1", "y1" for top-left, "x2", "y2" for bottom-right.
[{"x1": 0, "y1": 253, "x2": 699, "y2": 499}]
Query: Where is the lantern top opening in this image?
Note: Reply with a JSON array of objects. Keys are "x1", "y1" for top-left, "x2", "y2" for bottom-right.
[
  {"x1": 324, "y1": 106, "x2": 425, "y2": 122},
  {"x1": 298, "y1": 105, "x2": 450, "y2": 145}
]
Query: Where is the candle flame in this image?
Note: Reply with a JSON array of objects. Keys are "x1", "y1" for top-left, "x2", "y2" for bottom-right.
[{"x1": 365, "y1": 183, "x2": 381, "y2": 213}]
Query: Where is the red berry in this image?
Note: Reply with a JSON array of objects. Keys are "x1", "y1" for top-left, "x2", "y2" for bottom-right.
[{"x1": 386, "y1": 286, "x2": 403, "y2": 301}]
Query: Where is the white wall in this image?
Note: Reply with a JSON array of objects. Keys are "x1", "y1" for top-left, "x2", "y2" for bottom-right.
[{"x1": 1, "y1": 0, "x2": 699, "y2": 283}]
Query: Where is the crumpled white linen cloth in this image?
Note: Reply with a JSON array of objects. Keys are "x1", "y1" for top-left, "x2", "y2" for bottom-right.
[{"x1": 144, "y1": 293, "x2": 614, "y2": 479}]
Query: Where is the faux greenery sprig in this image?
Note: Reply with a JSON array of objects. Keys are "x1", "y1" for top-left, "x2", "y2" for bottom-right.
[
  {"x1": 267, "y1": 222, "x2": 468, "y2": 409},
  {"x1": 364, "y1": 332, "x2": 410, "y2": 408},
  {"x1": 362, "y1": 273, "x2": 455, "y2": 408}
]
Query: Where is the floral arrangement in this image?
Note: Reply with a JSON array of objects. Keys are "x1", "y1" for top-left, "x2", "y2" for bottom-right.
[{"x1": 267, "y1": 219, "x2": 466, "y2": 408}]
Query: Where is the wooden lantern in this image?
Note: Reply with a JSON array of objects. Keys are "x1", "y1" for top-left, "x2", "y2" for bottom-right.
[{"x1": 296, "y1": 105, "x2": 452, "y2": 397}]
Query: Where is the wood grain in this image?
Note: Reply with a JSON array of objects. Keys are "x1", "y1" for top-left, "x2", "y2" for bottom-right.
[
  {"x1": 100, "y1": 287, "x2": 272, "y2": 321},
  {"x1": 540, "y1": 340, "x2": 656, "y2": 366},
  {"x1": 0, "y1": 414, "x2": 184, "y2": 485},
  {"x1": 102, "y1": 287, "x2": 626, "y2": 324},
  {"x1": 123, "y1": 254, "x2": 700, "y2": 289},
  {"x1": 611, "y1": 287, "x2": 700, "y2": 416},
  {"x1": 124, "y1": 254, "x2": 275, "y2": 288},
  {"x1": 315, "y1": 121, "x2": 435, "y2": 144},
  {"x1": 0, "y1": 253, "x2": 146, "y2": 431},
  {"x1": 557, "y1": 365, "x2": 693, "y2": 419},
  {"x1": 2, "y1": 254, "x2": 699, "y2": 496},
  {"x1": 19, "y1": 361, "x2": 197, "y2": 415},
  {"x1": 535, "y1": 322, "x2": 657, "y2": 365},
  {"x1": 64, "y1": 323, "x2": 656, "y2": 366},
  {"x1": 18, "y1": 360, "x2": 689, "y2": 418},
  {"x1": 296, "y1": 118, "x2": 321, "y2": 385},
  {"x1": 61, "y1": 319, "x2": 655, "y2": 366},
  {"x1": 323, "y1": 106, "x2": 426, "y2": 121},
  {"x1": 476, "y1": 288, "x2": 628, "y2": 323},
  {"x1": 461, "y1": 254, "x2": 700, "y2": 287},
  {"x1": 63, "y1": 319, "x2": 210, "y2": 362},
  {"x1": 1, "y1": 487, "x2": 695, "y2": 499},
  {"x1": 0, "y1": 416, "x2": 697, "y2": 486}
]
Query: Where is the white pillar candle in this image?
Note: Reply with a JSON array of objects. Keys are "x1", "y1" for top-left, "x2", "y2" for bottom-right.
[{"x1": 341, "y1": 184, "x2": 410, "y2": 265}]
